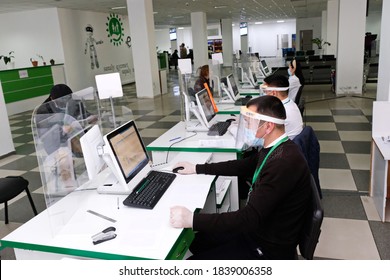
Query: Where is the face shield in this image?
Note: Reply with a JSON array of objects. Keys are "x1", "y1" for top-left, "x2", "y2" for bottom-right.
[
  {"x1": 260, "y1": 84, "x2": 289, "y2": 96},
  {"x1": 235, "y1": 106, "x2": 285, "y2": 149}
]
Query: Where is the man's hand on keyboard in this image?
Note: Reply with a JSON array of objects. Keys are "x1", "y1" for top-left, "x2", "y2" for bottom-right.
[
  {"x1": 170, "y1": 206, "x2": 193, "y2": 228},
  {"x1": 173, "y1": 162, "x2": 196, "y2": 174}
]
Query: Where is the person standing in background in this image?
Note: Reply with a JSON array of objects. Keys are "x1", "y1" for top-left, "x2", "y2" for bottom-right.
[
  {"x1": 180, "y1": 43, "x2": 187, "y2": 59},
  {"x1": 287, "y1": 59, "x2": 305, "y2": 103}
]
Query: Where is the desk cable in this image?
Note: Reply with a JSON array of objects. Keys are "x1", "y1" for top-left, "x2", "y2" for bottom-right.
[{"x1": 151, "y1": 132, "x2": 198, "y2": 170}]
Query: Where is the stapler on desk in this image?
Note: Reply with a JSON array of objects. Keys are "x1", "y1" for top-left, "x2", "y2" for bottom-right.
[{"x1": 91, "y1": 226, "x2": 117, "y2": 245}]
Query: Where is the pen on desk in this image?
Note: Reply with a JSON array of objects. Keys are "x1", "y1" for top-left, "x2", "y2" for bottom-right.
[
  {"x1": 169, "y1": 136, "x2": 181, "y2": 142},
  {"x1": 117, "y1": 197, "x2": 119, "y2": 209}
]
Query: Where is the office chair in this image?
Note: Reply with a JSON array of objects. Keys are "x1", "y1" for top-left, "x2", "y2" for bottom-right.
[
  {"x1": 294, "y1": 85, "x2": 304, "y2": 105},
  {"x1": 296, "y1": 175, "x2": 324, "y2": 259},
  {"x1": 0, "y1": 176, "x2": 38, "y2": 224},
  {"x1": 292, "y1": 126, "x2": 322, "y2": 198}
]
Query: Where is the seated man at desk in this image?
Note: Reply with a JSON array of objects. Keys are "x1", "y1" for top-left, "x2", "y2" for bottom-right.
[
  {"x1": 261, "y1": 74, "x2": 303, "y2": 140},
  {"x1": 170, "y1": 95, "x2": 312, "y2": 260}
]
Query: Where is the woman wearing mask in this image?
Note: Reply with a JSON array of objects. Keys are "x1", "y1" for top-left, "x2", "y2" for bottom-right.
[{"x1": 287, "y1": 59, "x2": 305, "y2": 103}]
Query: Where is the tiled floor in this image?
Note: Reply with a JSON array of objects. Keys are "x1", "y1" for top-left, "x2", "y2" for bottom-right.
[{"x1": 1, "y1": 68, "x2": 390, "y2": 260}]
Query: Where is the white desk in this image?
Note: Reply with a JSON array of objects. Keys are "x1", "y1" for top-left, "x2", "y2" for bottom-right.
[
  {"x1": 370, "y1": 101, "x2": 390, "y2": 222},
  {"x1": 1, "y1": 153, "x2": 216, "y2": 260},
  {"x1": 147, "y1": 121, "x2": 244, "y2": 211}
]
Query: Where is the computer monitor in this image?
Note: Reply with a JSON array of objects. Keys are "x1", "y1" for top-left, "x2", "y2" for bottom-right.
[
  {"x1": 79, "y1": 125, "x2": 106, "y2": 180},
  {"x1": 260, "y1": 59, "x2": 271, "y2": 76},
  {"x1": 195, "y1": 88, "x2": 217, "y2": 128},
  {"x1": 248, "y1": 67, "x2": 257, "y2": 87},
  {"x1": 103, "y1": 120, "x2": 150, "y2": 191},
  {"x1": 227, "y1": 73, "x2": 239, "y2": 99}
]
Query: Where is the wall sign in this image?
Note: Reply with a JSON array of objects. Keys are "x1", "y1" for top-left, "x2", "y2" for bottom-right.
[{"x1": 106, "y1": 14, "x2": 124, "y2": 46}]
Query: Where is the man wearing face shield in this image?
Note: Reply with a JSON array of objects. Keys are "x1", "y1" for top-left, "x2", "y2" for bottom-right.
[
  {"x1": 261, "y1": 75, "x2": 303, "y2": 140},
  {"x1": 170, "y1": 95, "x2": 312, "y2": 260}
]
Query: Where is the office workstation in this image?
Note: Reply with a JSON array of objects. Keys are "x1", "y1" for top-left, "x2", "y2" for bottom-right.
[{"x1": 0, "y1": 0, "x2": 390, "y2": 262}]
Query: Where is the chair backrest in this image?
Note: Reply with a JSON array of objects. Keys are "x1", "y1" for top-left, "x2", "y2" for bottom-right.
[
  {"x1": 306, "y1": 50, "x2": 315, "y2": 56},
  {"x1": 294, "y1": 85, "x2": 304, "y2": 105},
  {"x1": 292, "y1": 126, "x2": 322, "y2": 198},
  {"x1": 298, "y1": 175, "x2": 324, "y2": 260}
]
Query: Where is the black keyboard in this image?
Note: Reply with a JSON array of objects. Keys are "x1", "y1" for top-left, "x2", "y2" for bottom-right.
[
  {"x1": 123, "y1": 171, "x2": 176, "y2": 209},
  {"x1": 234, "y1": 97, "x2": 252, "y2": 106},
  {"x1": 207, "y1": 121, "x2": 231, "y2": 136}
]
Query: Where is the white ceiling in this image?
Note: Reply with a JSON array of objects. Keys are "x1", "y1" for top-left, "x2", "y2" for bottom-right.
[{"x1": 0, "y1": 0, "x2": 383, "y2": 27}]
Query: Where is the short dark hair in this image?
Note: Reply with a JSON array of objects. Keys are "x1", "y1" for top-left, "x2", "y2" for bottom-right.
[
  {"x1": 246, "y1": 95, "x2": 287, "y2": 121},
  {"x1": 49, "y1": 84, "x2": 72, "y2": 100},
  {"x1": 263, "y1": 74, "x2": 289, "y2": 88}
]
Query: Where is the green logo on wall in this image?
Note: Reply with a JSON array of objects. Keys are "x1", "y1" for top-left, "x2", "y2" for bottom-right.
[{"x1": 106, "y1": 14, "x2": 124, "y2": 46}]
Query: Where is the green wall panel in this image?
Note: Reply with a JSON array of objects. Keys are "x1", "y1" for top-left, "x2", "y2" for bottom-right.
[{"x1": 0, "y1": 66, "x2": 54, "y2": 104}]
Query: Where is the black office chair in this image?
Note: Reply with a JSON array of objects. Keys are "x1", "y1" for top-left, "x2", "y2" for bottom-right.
[
  {"x1": 297, "y1": 175, "x2": 324, "y2": 259},
  {"x1": 294, "y1": 85, "x2": 304, "y2": 105},
  {"x1": 0, "y1": 176, "x2": 37, "y2": 224},
  {"x1": 292, "y1": 126, "x2": 322, "y2": 198}
]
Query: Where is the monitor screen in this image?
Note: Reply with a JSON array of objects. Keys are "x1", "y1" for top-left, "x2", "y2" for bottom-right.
[
  {"x1": 105, "y1": 120, "x2": 149, "y2": 184},
  {"x1": 227, "y1": 74, "x2": 239, "y2": 97},
  {"x1": 169, "y1": 28, "x2": 177, "y2": 41},
  {"x1": 260, "y1": 59, "x2": 270, "y2": 76},
  {"x1": 240, "y1": 22, "x2": 248, "y2": 36},
  {"x1": 80, "y1": 125, "x2": 106, "y2": 180},
  {"x1": 196, "y1": 88, "x2": 216, "y2": 123}
]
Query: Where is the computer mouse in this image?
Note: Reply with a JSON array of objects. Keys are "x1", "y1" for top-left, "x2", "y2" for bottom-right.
[
  {"x1": 172, "y1": 166, "x2": 184, "y2": 173},
  {"x1": 245, "y1": 95, "x2": 253, "y2": 99}
]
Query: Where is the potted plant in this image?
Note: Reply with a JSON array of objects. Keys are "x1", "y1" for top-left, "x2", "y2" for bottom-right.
[
  {"x1": 312, "y1": 38, "x2": 331, "y2": 49},
  {"x1": 37, "y1": 54, "x2": 46, "y2": 66},
  {"x1": 30, "y1": 58, "x2": 38, "y2": 67},
  {"x1": 0, "y1": 51, "x2": 15, "y2": 68}
]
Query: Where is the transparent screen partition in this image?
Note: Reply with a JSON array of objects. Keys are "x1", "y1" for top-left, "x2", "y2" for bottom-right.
[{"x1": 31, "y1": 87, "x2": 100, "y2": 235}]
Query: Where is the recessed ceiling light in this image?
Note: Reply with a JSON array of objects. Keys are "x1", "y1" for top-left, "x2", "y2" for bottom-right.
[
  {"x1": 173, "y1": 16, "x2": 184, "y2": 19},
  {"x1": 214, "y1": 5, "x2": 227, "y2": 9},
  {"x1": 111, "y1": 6, "x2": 126, "y2": 10},
  {"x1": 277, "y1": 20, "x2": 285, "y2": 23},
  {"x1": 255, "y1": 22, "x2": 263, "y2": 25},
  {"x1": 178, "y1": 27, "x2": 184, "y2": 30}
]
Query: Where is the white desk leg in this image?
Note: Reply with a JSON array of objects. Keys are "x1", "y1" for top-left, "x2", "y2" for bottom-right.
[{"x1": 370, "y1": 142, "x2": 388, "y2": 222}]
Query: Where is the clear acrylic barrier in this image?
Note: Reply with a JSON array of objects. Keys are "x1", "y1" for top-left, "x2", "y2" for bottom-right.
[{"x1": 31, "y1": 88, "x2": 101, "y2": 236}]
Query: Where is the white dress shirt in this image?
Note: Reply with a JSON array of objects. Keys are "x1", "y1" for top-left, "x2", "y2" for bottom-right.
[
  {"x1": 288, "y1": 75, "x2": 301, "y2": 103},
  {"x1": 282, "y1": 98, "x2": 303, "y2": 140}
]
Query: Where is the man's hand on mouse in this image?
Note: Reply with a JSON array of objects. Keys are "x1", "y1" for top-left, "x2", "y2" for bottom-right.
[{"x1": 173, "y1": 162, "x2": 196, "y2": 174}]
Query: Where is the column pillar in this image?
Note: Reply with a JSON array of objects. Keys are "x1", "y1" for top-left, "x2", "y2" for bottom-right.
[
  {"x1": 335, "y1": 0, "x2": 366, "y2": 95},
  {"x1": 126, "y1": 0, "x2": 160, "y2": 98},
  {"x1": 321, "y1": 10, "x2": 328, "y2": 54},
  {"x1": 377, "y1": 0, "x2": 390, "y2": 101},
  {"x1": 191, "y1": 12, "x2": 208, "y2": 70},
  {"x1": 326, "y1": 0, "x2": 339, "y2": 56},
  {"x1": 221, "y1": 18, "x2": 233, "y2": 67}
]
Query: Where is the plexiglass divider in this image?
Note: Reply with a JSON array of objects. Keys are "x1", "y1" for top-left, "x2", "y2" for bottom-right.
[{"x1": 31, "y1": 87, "x2": 110, "y2": 236}]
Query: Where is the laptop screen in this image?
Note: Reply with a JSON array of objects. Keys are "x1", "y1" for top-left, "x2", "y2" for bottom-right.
[
  {"x1": 227, "y1": 74, "x2": 239, "y2": 97},
  {"x1": 105, "y1": 120, "x2": 149, "y2": 183},
  {"x1": 195, "y1": 88, "x2": 216, "y2": 124}
]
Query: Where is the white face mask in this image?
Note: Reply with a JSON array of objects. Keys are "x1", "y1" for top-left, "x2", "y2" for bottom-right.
[{"x1": 287, "y1": 68, "x2": 292, "y2": 76}]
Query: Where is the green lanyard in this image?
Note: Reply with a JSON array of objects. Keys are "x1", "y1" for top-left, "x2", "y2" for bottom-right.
[{"x1": 249, "y1": 136, "x2": 288, "y2": 193}]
